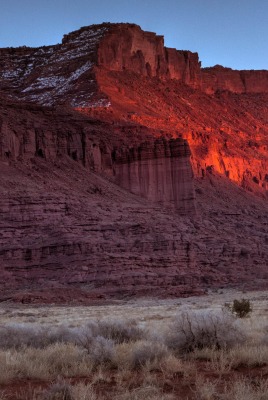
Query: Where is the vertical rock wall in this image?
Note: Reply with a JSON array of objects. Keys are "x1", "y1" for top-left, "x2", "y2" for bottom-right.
[
  {"x1": 113, "y1": 138, "x2": 196, "y2": 214},
  {"x1": 97, "y1": 24, "x2": 201, "y2": 87}
]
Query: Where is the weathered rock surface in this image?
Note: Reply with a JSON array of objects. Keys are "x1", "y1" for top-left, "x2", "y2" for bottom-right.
[
  {"x1": 96, "y1": 24, "x2": 201, "y2": 86},
  {"x1": 1, "y1": 22, "x2": 267, "y2": 111},
  {"x1": 1, "y1": 21, "x2": 265, "y2": 194},
  {"x1": 201, "y1": 65, "x2": 268, "y2": 94},
  {"x1": 1, "y1": 98, "x2": 268, "y2": 302},
  {"x1": 0, "y1": 103, "x2": 195, "y2": 215},
  {"x1": 114, "y1": 139, "x2": 196, "y2": 214},
  {"x1": 0, "y1": 23, "x2": 268, "y2": 302}
]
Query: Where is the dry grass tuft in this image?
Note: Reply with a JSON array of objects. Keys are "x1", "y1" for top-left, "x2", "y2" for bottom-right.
[
  {"x1": 114, "y1": 340, "x2": 170, "y2": 370},
  {"x1": 114, "y1": 385, "x2": 174, "y2": 400},
  {"x1": 70, "y1": 382, "x2": 99, "y2": 400},
  {"x1": 42, "y1": 381, "x2": 73, "y2": 400},
  {"x1": 0, "y1": 343, "x2": 92, "y2": 383},
  {"x1": 228, "y1": 344, "x2": 268, "y2": 368}
]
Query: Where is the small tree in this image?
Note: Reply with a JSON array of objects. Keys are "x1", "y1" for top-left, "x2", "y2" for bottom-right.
[{"x1": 231, "y1": 299, "x2": 252, "y2": 318}]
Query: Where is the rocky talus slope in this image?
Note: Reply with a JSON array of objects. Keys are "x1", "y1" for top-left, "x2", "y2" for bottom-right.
[{"x1": 0, "y1": 23, "x2": 268, "y2": 302}]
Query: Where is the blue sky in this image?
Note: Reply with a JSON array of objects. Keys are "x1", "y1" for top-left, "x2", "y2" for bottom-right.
[{"x1": 0, "y1": 0, "x2": 267, "y2": 70}]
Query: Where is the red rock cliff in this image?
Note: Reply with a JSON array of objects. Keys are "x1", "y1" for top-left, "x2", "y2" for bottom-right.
[
  {"x1": 113, "y1": 138, "x2": 196, "y2": 214},
  {"x1": 1, "y1": 22, "x2": 267, "y2": 109},
  {"x1": 1, "y1": 22, "x2": 268, "y2": 300},
  {"x1": 96, "y1": 24, "x2": 201, "y2": 87},
  {"x1": 201, "y1": 65, "x2": 268, "y2": 94},
  {"x1": 0, "y1": 105, "x2": 196, "y2": 215}
]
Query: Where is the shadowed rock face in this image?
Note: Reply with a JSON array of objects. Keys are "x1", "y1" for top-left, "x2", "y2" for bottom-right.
[
  {"x1": 114, "y1": 139, "x2": 196, "y2": 214},
  {"x1": 0, "y1": 108, "x2": 196, "y2": 215},
  {"x1": 0, "y1": 103, "x2": 202, "y2": 300}
]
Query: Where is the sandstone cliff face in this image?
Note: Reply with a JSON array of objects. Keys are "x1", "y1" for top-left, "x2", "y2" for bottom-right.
[
  {"x1": 0, "y1": 102, "x2": 202, "y2": 299},
  {"x1": 0, "y1": 104, "x2": 195, "y2": 215},
  {"x1": 1, "y1": 23, "x2": 268, "y2": 302},
  {"x1": 0, "y1": 106, "x2": 105, "y2": 169},
  {"x1": 1, "y1": 22, "x2": 267, "y2": 109},
  {"x1": 201, "y1": 65, "x2": 268, "y2": 94},
  {"x1": 97, "y1": 24, "x2": 201, "y2": 87},
  {"x1": 2, "y1": 100, "x2": 268, "y2": 302},
  {"x1": 113, "y1": 139, "x2": 196, "y2": 214}
]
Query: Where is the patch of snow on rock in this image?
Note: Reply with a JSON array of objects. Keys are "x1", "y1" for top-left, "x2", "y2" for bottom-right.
[{"x1": 21, "y1": 61, "x2": 93, "y2": 106}]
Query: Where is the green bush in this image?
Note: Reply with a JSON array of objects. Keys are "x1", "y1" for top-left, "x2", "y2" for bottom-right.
[{"x1": 231, "y1": 299, "x2": 252, "y2": 318}]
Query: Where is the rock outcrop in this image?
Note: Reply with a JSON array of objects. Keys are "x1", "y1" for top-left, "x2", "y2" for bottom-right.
[
  {"x1": 201, "y1": 65, "x2": 268, "y2": 94},
  {"x1": 96, "y1": 24, "x2": 201, "y2": 86},
  {"x1": 0, "y1": 104, "x2": 195, "y2": 215},
  {"x1": 1, "y1": 22, "x2": 268, "y2": 110},
  {"x1": 1, "y1": 23, "x2": 268, "y2": 302},
  {"x1": 0, "y1": 103, "x2": 202, "y2": 299},
  {"x1": 113, "y1": 138, "x2": 196, "y2": 214}
]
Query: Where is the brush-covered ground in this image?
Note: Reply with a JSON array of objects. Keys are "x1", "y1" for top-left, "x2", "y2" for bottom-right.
[{"x1": 1, "y1": 290, "x2": 268, "y2": 399}]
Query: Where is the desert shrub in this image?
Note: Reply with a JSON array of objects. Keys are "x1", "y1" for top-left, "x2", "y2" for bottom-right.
[
  {"x1": 114, "y1": 340, "x2": 169, "y2": 370},
  {"x1": 0, "y1": 319, "x2": 143, "y2": 352},
  {"x1": 0, "y1": 324, "x2": 44, "y2": 349},
  {"x1": 76, "y1": 320, "x2": 144, "y2": 367},
  {"x1": 0, "y1": 350, "x2": 19, "y2": 384},
  {"x1": 0, "y1": 324, "x2": 75, "y2": 350},
  {"x1": 78, "y1": 319, "x2": 143, "y2": 345},
  {"x1": 131, "y1": 341, "x2": 169, "y2": 368},
  {"x1": 87, "y1": 336, "x2": 115, "y2": 366},
  {"x1": 159, "y1": 354, "x2": 183, "y2": 374},
  {"x1": 231, "y1": 299, "x2": 252, "y2": 318},
  {"x1": 194, "y1": 376, "x2": 218, "y2": 400},
  {"x1": 194, "y1": 376, "x2": 268, "y2": 400},
  {"x1": 164, "y1": 309, "x2": 245, "y2": 354},
  {"x1": 95, "y1": 320, "x2": 143, "y2": 344}
]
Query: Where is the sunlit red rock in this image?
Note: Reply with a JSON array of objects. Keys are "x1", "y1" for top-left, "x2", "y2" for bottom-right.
[{"x1": 0, "y1": 23, "x2": 268, "y2": 302}]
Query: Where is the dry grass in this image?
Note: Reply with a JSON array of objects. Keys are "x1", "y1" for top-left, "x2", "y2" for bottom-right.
[
  {"x1": 114, "y1": 340, "x2": 170, "y2": 370},
  {"x1": 1, "y1": 291, "x2": 268, "y2": 399},
  {"x1": 222, "y1": 378, "x2": 268, "y2": 400},
  {"x1": 114, "y1": 384, "x2": 174, "y2": 400},
  {"x1": 0, "y1": 343, "x2": 93, "y2": 382},
  {"x1": 194, "y1": 377, "x2": 268, "y2": 400},
  {"x1": 71, "y1": 382, "x2": 99, "y2": 400},
  {"x1": 191, "y1": 343, "x2": 268, "y2": 371}
]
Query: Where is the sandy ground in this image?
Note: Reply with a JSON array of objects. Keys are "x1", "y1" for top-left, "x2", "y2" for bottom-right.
[{"x1": 0, "y1": 289, "x2": 268, "y2": 331}]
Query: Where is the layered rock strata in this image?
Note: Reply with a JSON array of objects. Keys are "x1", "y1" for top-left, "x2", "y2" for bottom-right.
[
  {"x1": 1, "y1": 155, "x2": 268, "y2": 300},
  {"x1": 0, "y1": 106, "x2": 195, "y2": 214},
  {"x1": 113, "y1": 138, "x2": 196, "y2": 214},
  {"x1": 1, "y1": 23, "x2": 268, "y2": 301},
  {"x1": 0, "y1": 154, "x2": 202, "y2": 299},
  {"x1": 201, "y1": 65, "x2": 268, "y2": 94},
  {"x1": 96, "y1": 24, "x2": 201, "y2": 86},
  {"x1": 1, "y1": 23, "x2": 267, "y2": 110}
]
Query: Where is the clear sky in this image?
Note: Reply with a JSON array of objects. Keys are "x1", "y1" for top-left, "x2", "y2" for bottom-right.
[{"x1": 0, "y1": 0, "x2": 267, "y2": 70}]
